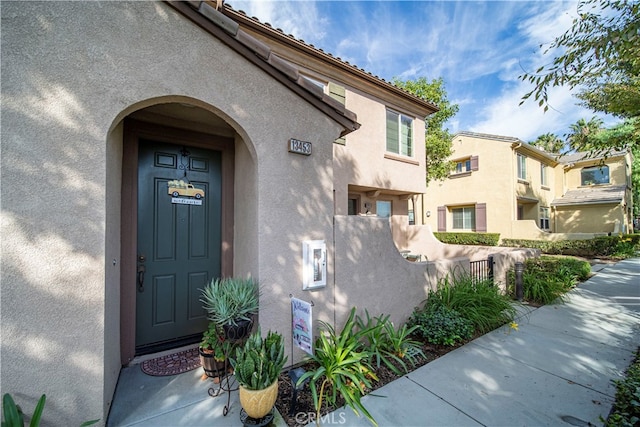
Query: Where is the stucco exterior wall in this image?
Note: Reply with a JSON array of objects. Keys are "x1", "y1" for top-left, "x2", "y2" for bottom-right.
[
  {"x1": 1, "y1": 2, "x2": 344, "y2": 425},
  {"x1": 333, "y1": 216, "x2": 465, "y2": 332},
  {"x1": 426, "y1": 134, "x2": 515, "y2": 234},
  {"x1": 555, "y1": 204, "x2": 623, "y2": 234}
]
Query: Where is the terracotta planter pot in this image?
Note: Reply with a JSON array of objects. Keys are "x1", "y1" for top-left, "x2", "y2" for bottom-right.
[
  {"x1": 199, "y1": 347, "x2": 227, "y2": 379},
  {"x1": 238, "y1": 380, "x2": 278, "y2": 419}
]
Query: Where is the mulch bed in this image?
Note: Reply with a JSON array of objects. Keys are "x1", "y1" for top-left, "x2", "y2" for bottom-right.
[
  {"x1": 274, "y1": 341, "x2": 463, "y2": 427},
  {"x1": 140, "y1": 347, "x2": 201, "y2": 376}
]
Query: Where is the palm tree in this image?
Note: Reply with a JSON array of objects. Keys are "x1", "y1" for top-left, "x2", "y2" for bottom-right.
[
  {"x1": 567, "y1": 117, "x2": 604, "y2": 151},
  {"x1": 531, "y1": 133, "x2": 565, "y2": 153}
]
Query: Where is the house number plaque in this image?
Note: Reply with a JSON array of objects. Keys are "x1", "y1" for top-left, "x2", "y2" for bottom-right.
[{"x1": 288, "y1": 138, "x2": 312, "y2": 156}]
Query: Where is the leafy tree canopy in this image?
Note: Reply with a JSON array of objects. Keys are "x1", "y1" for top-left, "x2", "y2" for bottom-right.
[
  {"x1": 520, "y1": 0, "x2": 640, "y2": 153},
  {"x1": 392, "y1": 77, "x2": 459, "y2": 184}
]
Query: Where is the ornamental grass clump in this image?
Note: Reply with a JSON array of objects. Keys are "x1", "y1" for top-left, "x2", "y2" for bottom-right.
[
  {"x1": 417, "y1": 274, "x2": 517, "y2": 334},
  {"x1": 513, "y1": 256, "x2": 591, "y2": 305}
]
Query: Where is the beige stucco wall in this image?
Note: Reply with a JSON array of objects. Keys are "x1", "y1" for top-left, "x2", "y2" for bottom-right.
[
  {"x1": 332, "y1": 87, "x2": 427, "y2": 216},
  {"x1": 1, "y1": 2, "x2": 344, "y2": 425},
  {"x1": 425, "y1": 134, "x2": 516, "y2": 234},
  {"x1": 554, "y1": 204, "x2": 624, "y2": 234},
  {"x1": 333, "y1": 216, "x2": 466, "y2": 331},
  {"x1": 390, "y1": 217, "x2": 539, "y2": 290}
]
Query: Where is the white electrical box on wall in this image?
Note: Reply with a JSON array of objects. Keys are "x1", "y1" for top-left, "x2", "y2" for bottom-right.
[{"x1": 302, "y1": 240, "x2": 326, "y2": 290}]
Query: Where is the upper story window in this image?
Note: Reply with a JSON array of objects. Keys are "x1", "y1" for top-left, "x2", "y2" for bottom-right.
[
  {"x1": 386, "y1": 109, "x2": 413, "y2": 157},
  {"x1": 456, "y1": 159, "x2": 471, "y2": 173},
  {"x1": 581, "y1": 165, "x2": 609, "y2": 186},
  {"x1": 451, "y1": 156, "x2": 478, "y2": 176},
  {"x1": 517, "y1": 154, "x2": 527, "y2": 180},
  {"x1": 541, "y1": 163, "x2": 548, "y2": 187}
]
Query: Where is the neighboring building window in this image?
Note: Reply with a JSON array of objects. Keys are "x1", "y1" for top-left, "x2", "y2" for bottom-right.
[
  {"x1": 376, "y1": 200, "x2": 392, "y2": 218},
  {"x1": 452, "y1": 207, "x2": 475, "y2": 230},
  {"x1": 386, "y1": 109, "x2": 413, "y2": 157},
  {"x1": 455, "y1": 159, "x2": 471, "y2": 173},
  {"x1": 540, "y1": 206, "x2": 550, "y2": 230},
  {"x1": 541, "y1": 164, "x2": 548, "y2": 187},
  {"x1": 408, "y1": 209, "x2": 415, "y2": 225},
  {"x1": 581, "y1": 165, "x2": 609, "y2": 185},
  {"x1": 517, "y1": 154, "x2": 527, "y2": 180},
  {"x1": 348, "y1": 197, "x2": 358, "y2": 215}
]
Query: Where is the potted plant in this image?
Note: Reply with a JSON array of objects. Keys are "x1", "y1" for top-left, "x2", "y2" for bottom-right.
[
  {"x1": 232, "y1": 329, "x2": 287, "y2": 419},
  {"x1": 199, "y1": 322, "x2": 229, "y2": 379},
  {"x1": 200, "y1": 277, "x2": 260, "y2": 339}
]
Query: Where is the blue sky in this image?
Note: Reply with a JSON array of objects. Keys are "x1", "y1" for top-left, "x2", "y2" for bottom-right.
[{"x1": 228, "y1": 0, "x2": 612, "y2": 142}]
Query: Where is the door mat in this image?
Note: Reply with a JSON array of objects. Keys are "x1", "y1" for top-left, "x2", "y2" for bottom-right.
[{"x1": 140, "y1": 347, "x2": 201, "y2": 376}]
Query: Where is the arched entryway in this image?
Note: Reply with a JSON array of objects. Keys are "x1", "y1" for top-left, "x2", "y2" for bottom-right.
[{"x1": 116, "y1": 100, "x2": 239, "y2": 363}]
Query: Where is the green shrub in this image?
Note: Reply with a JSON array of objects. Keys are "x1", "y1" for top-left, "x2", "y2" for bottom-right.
[
  {"x1": 419, "y1": 274, "x2": 517, "y2": 334},
  {"x1": 501, "y1": 234, "x2": 640, "y2": 258},
  {"x1": 508, "y1": 256, "x2": 590, "y2": 305},
  {"x1": 604, "y1": 349, "x2": 640, "y2": 426},
  {"x1": 433, "y1": 232, "x2": 500, "y2": 246},
  {"x1": 408, "y1": 305, "x2": 473, "y2": 346}
]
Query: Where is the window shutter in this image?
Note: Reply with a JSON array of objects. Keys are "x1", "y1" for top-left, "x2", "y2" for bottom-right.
[
  {"x1": 437, "y1": 206, "x2": 446, "y2": 232},
  {"x1": 470, "y1": 156, "x2": 479, "y2": 171},
  {"x1": 475, "y1": 203, "x2": 487, "y2": 232},
  {"x1": 329, "y1": 82, "x2": 346, "y2": 145},
  {"x1": 386, "y1": 110, "x2": 399, "y2": 153}
]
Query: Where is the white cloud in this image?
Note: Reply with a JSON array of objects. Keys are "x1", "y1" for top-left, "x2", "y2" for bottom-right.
[
  {"x1": 228, "y1": 1, "x2": 328, "y2": 45},
  {"x1": 470, "y1": 81, "x2": 602, "y2": 141}
]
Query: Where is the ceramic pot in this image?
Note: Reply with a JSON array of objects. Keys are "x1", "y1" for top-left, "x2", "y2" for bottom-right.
[{"x1": 238, "y1": 380, "x2": 278, "y2": 419}]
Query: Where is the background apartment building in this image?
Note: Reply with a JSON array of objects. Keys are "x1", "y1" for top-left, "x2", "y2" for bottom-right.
[{"x1": 423, "y1": 132, "x2": 633, "y2": 240}]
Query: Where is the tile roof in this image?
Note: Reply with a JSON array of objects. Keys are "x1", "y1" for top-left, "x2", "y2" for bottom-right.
[
  {"x1": 556, "y1": 149, "x2": 628, "y2": 164},
  {"x1": 221, "y1": 1, "x2": 439, "y2": 117},
  {"x1": 166, "y1": 1, "x2": 360, "y2": 137},
  {"x1": 551, "y1": 185, "x2": 626, "y2": 207}
]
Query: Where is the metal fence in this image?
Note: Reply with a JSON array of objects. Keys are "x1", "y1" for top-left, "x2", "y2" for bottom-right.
[{"x1": 470, "y1": 255, "x2": 494, "y2": 284}]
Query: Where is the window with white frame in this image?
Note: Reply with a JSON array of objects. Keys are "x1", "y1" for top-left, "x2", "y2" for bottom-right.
[
  {"x1": 452, "y1": 207, "x2": 475, "y2": 230},
  {"x1": 541, "y1": 163, "x2": 548, "y2": 187},
  {"x1": 539, "y1": 206, "x2": 550, "y2": 230},
  {"x1": 386, "y1": 109, "x2": 413, "y2": 157},
  {"x1": 455, "y1": 159, "x2": 471, "y2": 173},
  {"x1": 517, "y1": 154, "x2": 527, "y2": 180},
  {"x1": 581, "y1": 165, "x2": 609, "y2": 185}
]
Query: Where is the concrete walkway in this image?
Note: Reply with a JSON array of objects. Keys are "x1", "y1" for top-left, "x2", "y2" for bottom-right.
[
  {"x1": 107, "y1": 258, "x2": 639, "y2": 426},
  {"x1": 330, "y1": 258, "x2": 640, "y2": 426}
]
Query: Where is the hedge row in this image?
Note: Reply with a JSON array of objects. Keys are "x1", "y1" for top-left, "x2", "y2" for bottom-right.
[
  {"x1": 500, "y1": 234, "x2": 640, "y2": 258},
  {"x1": 433, "y1": 232, "x2": 500, "y2": 246}
]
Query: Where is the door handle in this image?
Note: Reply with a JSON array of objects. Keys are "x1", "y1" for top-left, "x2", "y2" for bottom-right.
[{"x1": 137, "y1": 265, "x2": 146, "y2": 292}]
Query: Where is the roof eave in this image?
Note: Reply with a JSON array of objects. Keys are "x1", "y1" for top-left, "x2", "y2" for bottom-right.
[{"x1": 166, "y1": 1, "x2": 360, "y2": 137}]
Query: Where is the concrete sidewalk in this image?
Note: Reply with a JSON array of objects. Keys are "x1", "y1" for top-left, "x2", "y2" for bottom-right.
[{"x1": 329, "y1": 258, "x2": 640, "y2": 426}]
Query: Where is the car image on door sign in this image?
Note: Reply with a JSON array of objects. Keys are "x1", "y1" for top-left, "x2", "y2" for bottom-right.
[{"x1": 167, "y1": 180, "x2": 205, "y2": 199}]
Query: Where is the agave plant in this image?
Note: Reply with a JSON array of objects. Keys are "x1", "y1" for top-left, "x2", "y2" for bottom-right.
[
  {"x1": 200, "y1": 277, "x2": 260, "y2": 327},
  {"x1": 232, "y1": 329, "x2": 286, "y2": 390}
]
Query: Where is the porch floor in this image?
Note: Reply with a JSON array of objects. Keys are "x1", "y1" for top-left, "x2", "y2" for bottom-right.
[{"x1": 106, "y1": 345, "x2": 286, "y2": 427}]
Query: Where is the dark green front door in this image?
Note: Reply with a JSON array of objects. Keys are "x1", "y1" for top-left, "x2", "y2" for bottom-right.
[{"x1": 136, "y1": 139, "x2": 222, "y2": 352}]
